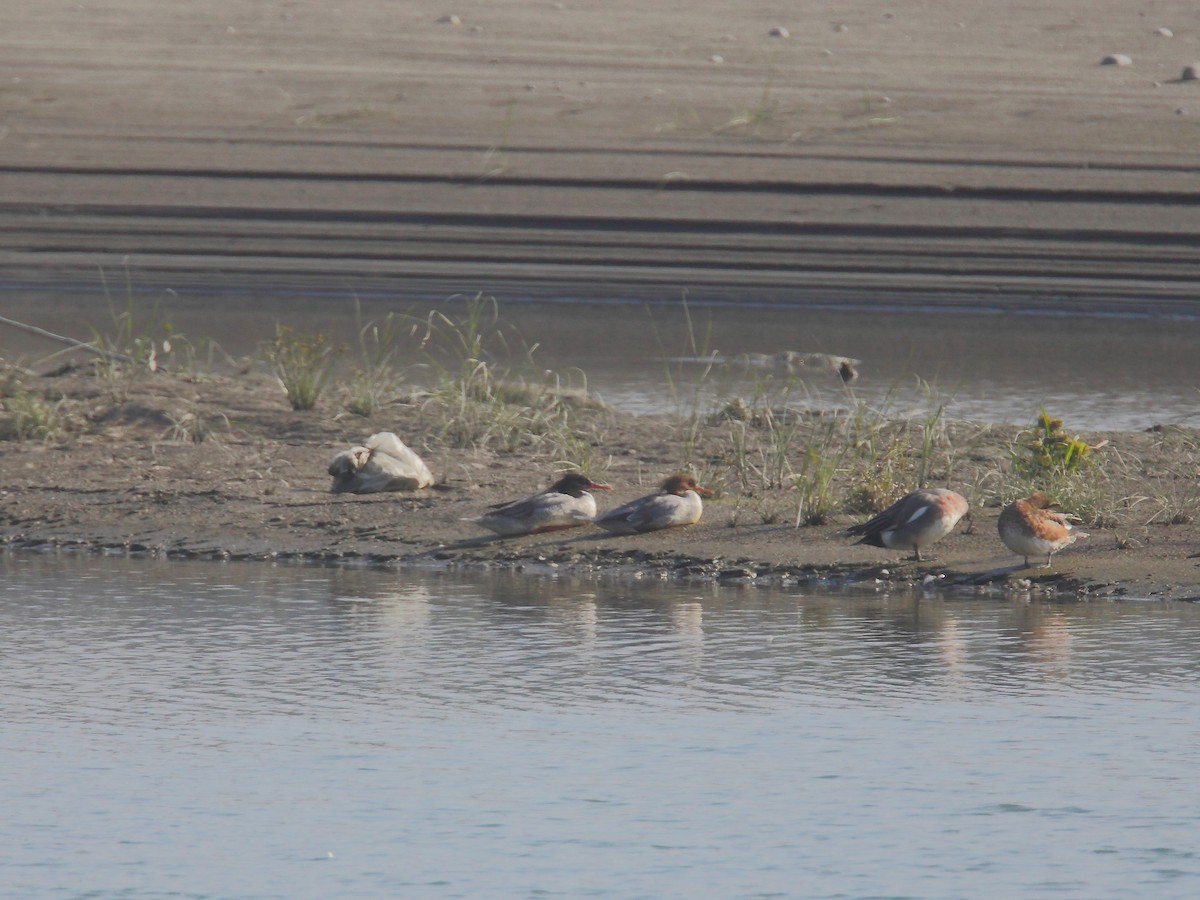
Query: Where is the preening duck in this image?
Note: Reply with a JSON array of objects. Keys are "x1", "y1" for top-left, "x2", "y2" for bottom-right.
[
  {"x1": 998, "y1": 491, "x2": 1087, "y2": 568},
  {"x1": 846, "y1": 488, "x2": 969, "y2": 562},
  {"x1": 328, "y1": 432, "x2": 435, "y2": 494}
]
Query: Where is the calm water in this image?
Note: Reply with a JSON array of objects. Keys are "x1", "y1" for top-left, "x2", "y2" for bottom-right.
[
  {"x1": 4, "y1": 554, "x2": 1200, "y2": 898},
  {"x1": 5, "y1": 289, "x2": 1200, "y2": 431}
]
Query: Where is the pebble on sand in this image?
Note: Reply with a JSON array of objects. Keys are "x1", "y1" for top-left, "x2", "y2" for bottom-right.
[
  {"x1": 768, "y1": 26, "x2": 789, "y2": 38},
  {"x1": 1155, "y1": 28, "x2": 1173, "y2": 38},
  {"x1": 1100, "y1": 54, "x2": 1132, "y2": 67},
  {"x1": 1181, "y1": 64, "x2": 1199, "y2": 82}
]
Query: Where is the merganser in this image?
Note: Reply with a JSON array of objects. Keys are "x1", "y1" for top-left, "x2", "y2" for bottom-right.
[
  {"x1": 594, "y1": 474, "x2": 713, "y2": 534},
  {"x1": 466, "y1": 473, "x2": 612, "y2": 536},
  {"x1": 328, "y1": 432, "x2": 435, "y2": 494},
  {"x1": 846, "y1": 488, "x2": 969, "y2": 561},
  {"x1": 998, "y1": 492, "x2": 1088, "y2": 568}
]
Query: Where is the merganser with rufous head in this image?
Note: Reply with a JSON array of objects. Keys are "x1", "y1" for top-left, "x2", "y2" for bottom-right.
[
  {"x1": 594, "y1": 474, "x2": 713, "y2": 535},
  {"x1": 466, "y1": 472, "x2": 612, "y2": 536}
]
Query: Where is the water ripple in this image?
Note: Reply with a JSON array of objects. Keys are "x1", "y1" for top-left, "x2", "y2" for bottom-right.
[{"x1": 4, "y1": 555, "x2": 1200, "y2": 897}]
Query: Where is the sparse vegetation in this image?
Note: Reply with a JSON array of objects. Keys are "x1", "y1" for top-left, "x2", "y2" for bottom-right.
[
  {"x1": 700, "y1": 374, "x2": 965, "y2": 527},
  {"x1": 993, "y1": 410, "x2": 1118, "y2": 526},
  {"x1": 0, "y1": 390, "x2": 69, "y2": 441},
  {"x1": 716, "y1": 75, "x2": 781, "y2": 135},
  {"x1": 791, "y1": 418, "x2": 845, "y2": 526},
  {"x1": 162, "y1": 404, "x2": 229, "y2": 444},
  {"x1": 5, "y1": 290, "x2": 1200, "y2": 575},
  {"x1": 90, "y1": 272, "x2": 190, "y2": 402},
  {"x1": 340, "y1": 303, "x2": 413, "y2": 418},
  {"x1": 402, "y1": 295, "x2": 612, "y2": 473},
  {"x1": 1142, "y1": 427, "x2": 1200, "y2": 526}
]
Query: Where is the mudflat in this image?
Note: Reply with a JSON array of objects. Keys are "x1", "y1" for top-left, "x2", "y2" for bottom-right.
[
  {"x1": 2, "y1": 1, "x2": 1199, "y2": 597},
  {"x1": 4, "y1": 0, "x2": 1199, "y2": 310},
  {"x1": 3, "y1": 367, "x2": 1199, "y2": 601}
]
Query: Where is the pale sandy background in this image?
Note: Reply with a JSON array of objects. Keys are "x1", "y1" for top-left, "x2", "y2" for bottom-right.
[{"x1": 2, "y1": 0, "x2": 1199, "y2": 311}]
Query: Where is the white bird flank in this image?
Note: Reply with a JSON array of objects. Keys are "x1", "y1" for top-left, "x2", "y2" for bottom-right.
[{"x1": 328, "y1": 432, "x2": 435, "y2": 494}]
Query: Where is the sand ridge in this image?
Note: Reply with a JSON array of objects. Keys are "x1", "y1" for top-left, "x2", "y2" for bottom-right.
[{"x1": 2, "y1": 1, "x2": 1199, "y2": 311}]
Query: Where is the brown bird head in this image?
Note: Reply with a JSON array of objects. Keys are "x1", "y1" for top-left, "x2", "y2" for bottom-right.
[
  {"x1": 1027, "y1": 491, "x2": 1053, "y2": 509},
  {"x1": 661, "y1": 474, "x2": 712, "y2": 497}
]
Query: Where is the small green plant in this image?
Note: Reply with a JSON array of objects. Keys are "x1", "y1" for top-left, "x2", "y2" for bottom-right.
[
  {"x1": 724, "y1": 401, "x2": 802, "y2": 494},
  {"x1": 993, "y1": 410, "x2": 1118, "y2": 526},
  {"x1": 645, "y1": 296, "x2": 739, "y2": 424},
  {"x1": 0, "y1": 391, "x2": 68, "y2": 441},
  {"x1": 481, "y1": 99, "x2": 518, "y2": 178},
  {"x1": 844, "y1": 433, "x2": 910, "y2": 514},
  {"x1": 915, "y1": 392, "x2": 948, "y2": 488},
  {"x1": 261, "y1": 325, "x2": 343, "y2": 411},
  {"x1": 168, "y1": 334, "x2": 235, "y2": 383},
  {"x1": 417, "y1": 294, "x2": 511, "y2": 378},
  {"x1": 343, "y1": 369, "x2": 389, "y2": 417},
  {"x1": 792, "y1": 419, "x2": 845, "y2": 526},
  {"x1": 1024, "y1": 409, "x2": 1094, "y2": 473}
]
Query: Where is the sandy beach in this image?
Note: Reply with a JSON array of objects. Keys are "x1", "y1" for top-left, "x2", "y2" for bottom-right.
[
  {"x1": 2, "y1": 364, "x2": 1199, "y2": 600},
  {"x1": 2, "y1": 1, "x2": 1199, "y2": 597},
  {"x1": 4, "y1": 0, "x2": 1200, "y2": 311}
]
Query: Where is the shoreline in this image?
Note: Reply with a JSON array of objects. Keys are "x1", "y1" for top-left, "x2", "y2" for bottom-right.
[
  {"x1": 0, "y1": 534, "x2": 1167, "y2": 603},
  {"x1": 2, "y1": 368, "x2": 1198, "y2": 603},
  {"x1": 3, "y1": 1, "x2": 1199, "y2": 599}
]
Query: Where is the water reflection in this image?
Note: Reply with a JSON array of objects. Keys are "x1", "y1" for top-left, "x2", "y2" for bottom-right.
[
  {"x1": 4, "y1": 554, "x2": 1200, "y2": 897},
  {"x1": 7, "y1": 554, "x2": 1197, "y2": 718}
]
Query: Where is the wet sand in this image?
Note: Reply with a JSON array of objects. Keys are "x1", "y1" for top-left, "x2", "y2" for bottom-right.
[
  {"x1": 3, "y1": 2, "x2": 1200, "y2": 597},
  {"x1": 2, "y1": 369, "x2": 1199, "y2": 601}
]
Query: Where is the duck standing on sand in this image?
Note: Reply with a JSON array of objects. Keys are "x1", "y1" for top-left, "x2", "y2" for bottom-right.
[
  {"x1": 998, "y1": 492, "x2": 1088, "y2": 568},
  {"x1": 328, "y1": 432, "x2": 435, "y2": 494},
  {"x1": 846, "y1": 488, "x2": 969, "y2": 562},
  {"x1": 594, "y1": 474, "x2": 713, "y2": 535},
  {"x1": 466, "y1": 473, "x2": 612, "y2": 536}
]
